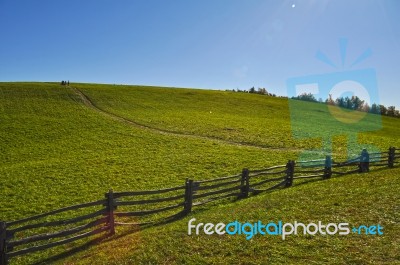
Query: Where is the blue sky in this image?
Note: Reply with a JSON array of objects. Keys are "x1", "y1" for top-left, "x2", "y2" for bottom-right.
[{"x1": 0, "y1": 0, "x2": 399, "y2": 107}]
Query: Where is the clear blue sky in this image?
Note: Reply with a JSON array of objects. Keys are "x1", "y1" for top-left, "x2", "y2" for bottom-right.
[{"x1": 1, "y1": 0, "x2": 399, "y2": 107}]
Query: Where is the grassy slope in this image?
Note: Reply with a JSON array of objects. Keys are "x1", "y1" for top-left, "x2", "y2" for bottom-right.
[
  {"x1": 75, "y1": 84, "x2": 308, "y2": 149},
  {"x1": 1, "y1": 82, "x2": 399, "y2": 264},
  {"x1": 75, "y1": 83, "x2": 400, "y2": 155},
  {"x1": 1, "y1": 83, "x2": 293, "y2": 221}
]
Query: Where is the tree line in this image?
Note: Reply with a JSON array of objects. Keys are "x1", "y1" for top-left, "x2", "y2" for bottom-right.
[
  {"x1": 226, "y1": 87, "x2": 398, "y2": 118},
  {"x1": 226, "y1": 87, "x2": 277, "y2": 97},
  {"x1": 292, "y1": 93, "x2": 400, "y2": 118}
]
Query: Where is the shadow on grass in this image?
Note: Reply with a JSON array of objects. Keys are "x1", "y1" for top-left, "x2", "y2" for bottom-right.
[
  {"x1": 31, "y1": 212, "x2": 186, "y2": 265},
  {"x1": 32, "y1": 233, "x2": 110, "y2": 265}
]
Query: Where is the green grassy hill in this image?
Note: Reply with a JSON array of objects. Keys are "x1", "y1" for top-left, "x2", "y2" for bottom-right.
[
  {"x1": 74, "y1": 83, "x2": 400, "y2": 154},
  {"x1": 1, "y1": 82, "x2": 399, "y2": 264}
]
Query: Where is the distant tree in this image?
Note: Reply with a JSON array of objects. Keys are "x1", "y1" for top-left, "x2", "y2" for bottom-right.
[
  {"x1": 370, "y1": 103, "x2": 379, "y2": 114},
  {"x1": 249, "y1": 87, "x2": 255, "y2": 93},
  {"x1": 387, "y1": 106, "x2": 396, "y2": 117},
  {"x1": 362, "y1": 103, "x2": 370, "y2": 113},
  {"x1": 379, "y1": 105, "x2": 387, "y2": 115},
  {"x1": 258, "y1": 87, "x2": 267, "y2": 95},
  {"x1": 335, "y1": 97, "x2": 345, "y2": 108},
  {"x1": 262, "y1": 88, "x2": 267, "y2": 95},
  {"x1": 351, "y1": 96, "x2": 364, "y2": 110},
  {"x1": 395, "y1": 110, "x2": 400, "y2": 118},
  {"x1": 344, "y1": 96, "x2": 352, "y2": 109},
  {"x1": 293, "y1": 93, "x2": 317, "y2": 102}
]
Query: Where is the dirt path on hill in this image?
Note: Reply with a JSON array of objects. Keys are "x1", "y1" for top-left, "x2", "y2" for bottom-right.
[{"x1": 71, "y1": 86, "x2": 303, "y2": 152}]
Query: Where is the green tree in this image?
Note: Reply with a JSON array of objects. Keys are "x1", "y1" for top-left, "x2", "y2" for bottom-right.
[
  {"x1": 335, "y1": 97, "x2": 345, "y2": 108},
  {"x1": 258, "y1": 87, "x2": 267, "y2": 95},
  {"x1": 379, "y1": 105, "x2": 387, "y2": 115},
  {"x1": 351, "y1": 96, "x2": 364, "y2": 110},
  {"x1": 370, "y1": 103, "x2": 379, "y2": 114},
  {"x1": 387, "y1": 106, "x2": 396, "y2": 117},
  {"x1": 345, "y1": 97, "x2": 352, "y2": 109},
  {"x1": 294, "y1": 93, "x2": 317, "y2": 102}
]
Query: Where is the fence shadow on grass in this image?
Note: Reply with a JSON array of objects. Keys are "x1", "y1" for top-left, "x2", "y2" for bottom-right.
[{"x1": 31, "y1": 234, "x2": 109, "y2": 265}]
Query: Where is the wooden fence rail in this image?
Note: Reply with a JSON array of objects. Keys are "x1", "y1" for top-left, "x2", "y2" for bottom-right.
[{"x1": 0, "y1": 146, "x2": 398, "y2": 265}]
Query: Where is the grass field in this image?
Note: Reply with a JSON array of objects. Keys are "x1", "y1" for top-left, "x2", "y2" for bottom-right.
[
  {"x1": 75, "y1": 83, "x2": 400, "y2": 155},
  {"x1": 0, "y1": 82, "x2": 399, "y2": 264}
]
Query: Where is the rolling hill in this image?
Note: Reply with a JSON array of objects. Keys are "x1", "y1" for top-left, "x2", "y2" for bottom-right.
[{"x1": 0, "y1": 82, "x2": 399, "y2": 264}]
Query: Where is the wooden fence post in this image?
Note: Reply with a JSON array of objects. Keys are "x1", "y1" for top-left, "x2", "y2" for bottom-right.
[
  {"x1": 359, "y1": 149, "x2": 370, "y2": 173},
  {"x1": 285, "y1": 160, "x2": 295, "y2": 187},
  {"x1": 323, "y1": 155, "x2": 332, "y2": 179},
  {"x1": 239, "y1": 168, "x2": 250, "y2": 198},
  {"x1": 388, "y1": 147, "x2": 395, "y2": 168},
  {"x1": 0, "y1": 221, "x2": 7, "y2": 265},
  {"x1": 105, "y1": 189, "x2": 116, "y2": 235},
  {"x1": 184, "y1": 179, "x2": 193, "y2": 214}
]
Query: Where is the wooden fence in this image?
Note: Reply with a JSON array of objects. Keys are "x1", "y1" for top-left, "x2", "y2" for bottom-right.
[{"x1": 0, "y1": 147, "x2": 398, "y2": 264}]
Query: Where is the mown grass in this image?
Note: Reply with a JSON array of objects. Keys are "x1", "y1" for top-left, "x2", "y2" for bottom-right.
[
  {"x1": 75, "y1": 83, "x2": 400, "y2": 156},
  {"x1": 75, "y1": 83, "x2": 309, "y2": 150},
  {"x1": 1, "y1": 82, "x2": 399, "y2": 264},
  {"x1": 1, "y1": 83, "x2": 296, "y2": 220}
]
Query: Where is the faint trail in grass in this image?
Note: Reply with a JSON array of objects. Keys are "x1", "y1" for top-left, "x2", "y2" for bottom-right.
[{"x1": 71, "y1": 87, "x2": 303, "y2": 152}]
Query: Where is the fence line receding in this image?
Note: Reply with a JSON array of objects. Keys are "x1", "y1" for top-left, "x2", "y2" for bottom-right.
[{"x1": 0, "y1": 146, "x2": 398, "y2": 265}]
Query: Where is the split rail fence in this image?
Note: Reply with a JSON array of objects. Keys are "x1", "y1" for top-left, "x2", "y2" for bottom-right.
[{"x1": 0, "y1": 147, "x2": 398, "y2": 264}]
